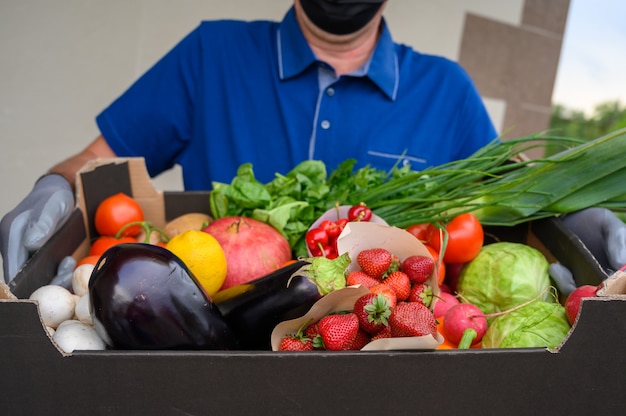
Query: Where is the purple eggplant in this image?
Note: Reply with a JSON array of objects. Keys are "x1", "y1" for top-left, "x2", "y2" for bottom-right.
[
  {"x1": 213, "y1": 253, "x2": 351, "y2": 350},
  {"x1": 89, "y1": 243, "x2": 237, "y2": 350}
]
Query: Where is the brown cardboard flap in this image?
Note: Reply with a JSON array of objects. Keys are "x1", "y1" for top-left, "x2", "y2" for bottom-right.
[
  {"x1": 597, "y1": 268, "x2": 626, "y2": 296},
  {"x1": 0, "y1": 281, "x2": 17, "y2": 300},
  {"x1": 75, "y1": 158, "x2": 165, "y2": 243}
]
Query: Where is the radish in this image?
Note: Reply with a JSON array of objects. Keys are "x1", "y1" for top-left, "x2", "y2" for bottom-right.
[
  {"x1": 564, "y1": 284, "x2": 598, "y2": 325},
  {"x1": 433, "y1": 291, "x2": 460, "y2": 319},
  {"x1": 443, "y1": 303, "x2": 488, "y2": 348}
]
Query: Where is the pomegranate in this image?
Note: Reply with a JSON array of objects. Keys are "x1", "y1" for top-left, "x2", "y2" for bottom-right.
[{"x1": 203, "y1": 216, "x2": 292, "y2": 290}]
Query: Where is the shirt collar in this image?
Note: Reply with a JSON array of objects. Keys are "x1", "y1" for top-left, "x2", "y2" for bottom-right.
[{"x1": 277, "y1": 7, "x2": 399, "y2": 101}]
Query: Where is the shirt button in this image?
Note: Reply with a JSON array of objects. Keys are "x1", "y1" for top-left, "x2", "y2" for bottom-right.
[
  {"x1": 326, "y1": 88, "x2": 335, "y2": 96},
  {"x1": 321, "y1": 120, "x2": 330, "y2": 129}
]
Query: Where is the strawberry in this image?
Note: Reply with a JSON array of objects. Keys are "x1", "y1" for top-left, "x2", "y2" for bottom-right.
[
  {"x1": 353, "y1": 293, "x2": 391, "y2": 335},
  {"x1": 304, "y1": 322, "x2": 324, "y2": 349},
  {"x1": 408, "y1": 283, "x2": 434, "y2": 307},
  {"x1": 383, "y1": 270, "x2": 411, "y2": 301},
  {"x1": 317, "y1": 313, "x2": 360, "y2": 351},
  {"x1": 349, "y1": 329, "x2": 372, "y2": 350},
  {"x1": 370, "y1": 325, "x2": 392, "y2": 341},
  {"x1": 346, "y1": 270, "x2": 380, "y2": 288},
  {"x1": 356, "y1": 248, "x2": 394, "y2": 279},
  {"x1": 402, "y1": 255, "x2": 435, "y2": 284},
  {"x1": 279, "y1": 319, "x2": 315, "y2": 351},
  {"x1": 305, "y1": 322, "x2": 319, "y2": 339},
  {"x1": 370, "y1": 283, "x2": 397, "y2": 308},
  {"x1": 389, "y1": 301, "x2": 437, "y2": 338},
  {"x1": 278, "y1": 334, "x2": 314, "y2": 351}
]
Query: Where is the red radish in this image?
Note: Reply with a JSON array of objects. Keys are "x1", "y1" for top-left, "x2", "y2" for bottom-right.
[
  {"x1": 439, "y1": 283, "x2": 452, "y2": 294},
  {"x1": 443, "y1": 303, "x2": 488, "y2": 348},
  {"x1": 564, "y1": 285, "x2": 598, "y2": 325},
  {"x1": 433, "y1": 292, "x2": 461, "y2": 319}
]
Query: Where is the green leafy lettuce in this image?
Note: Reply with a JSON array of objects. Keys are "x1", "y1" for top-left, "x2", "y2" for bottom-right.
[
  {"x1": 482, "y1": 300, "x2": 571, "y2": 349},
  {"x1": 209, "y1": 159, "x2": 408, "y2": 257}
]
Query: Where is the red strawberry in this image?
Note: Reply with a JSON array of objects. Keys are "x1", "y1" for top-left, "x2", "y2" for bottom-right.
[
  {"x1": 370, "y1": 283, "x2": 397, "y2": 308},
  {"x1": 305, "y1": 322, "x2": 319, "y2": 338},
  {"x1": 279, "y1": 320, "x2": 315, "y2": 351},
  {"x1": 318, "y1": 313, "x2": 360, "y2": 351},
  {"x1": 349, "y1": 329, "x2": 372, "y2": 350},
  {"x1": 383, "y1": 271, "x2": 411, "y2": 301},
  {"x1": 304, "y1": 322, "x2": 324, "y2": 349},
  {"x1": 356, "y1": 248, "x2": 394, "y2": 279},
  {"x1": 370, "y1": 325, "x2": 392, "y2": 341},
  {"x1": 278, "y1": 334, "x2": 314, "y2": 351},
  {"x1": 346, "y1": 270, "x2": 380, "y2": 288},
  {"x1": 353, "y1": 293, "x2": 392, "y2": 335},
  {"x1": 402, "y1": 255, "x2": 435, "y2": 284},
  {"x1": 408, "y1": 283, "x2": 434, "y2": 307},
  {"x1": 389, "y1": 301, "x2": 437, "y2": 338}
]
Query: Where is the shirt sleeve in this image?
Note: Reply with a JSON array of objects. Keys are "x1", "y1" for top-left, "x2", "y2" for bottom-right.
[{"x1": 96, "y1": 25, "x2": 204, "y2": 177}]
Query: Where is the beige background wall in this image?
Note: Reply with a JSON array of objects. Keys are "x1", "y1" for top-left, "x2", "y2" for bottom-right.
[{"x1": 0, "y1": 0, "x2": 568, "y2": 235}]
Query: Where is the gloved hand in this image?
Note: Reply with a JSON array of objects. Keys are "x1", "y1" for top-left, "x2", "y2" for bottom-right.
[
  {"x1": 0, "y1": 174, "x2": 74, "y2": 283},
  {"x1": 549, "y1": 207, "x2": 626, "y2": 295},
  {"x1": 49, "y1": 255, "x2": 77, "y2": 290}
]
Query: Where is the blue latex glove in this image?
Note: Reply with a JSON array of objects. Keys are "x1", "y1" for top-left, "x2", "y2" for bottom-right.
[
  {"x1": 0, "y1": 174, "x2": 74, "y2": 283},
  {"x1": 549, "y1": 207, "x2": 626, "y2": 295},
  {"x1": 49, "y1": 255, "x2": 77, "y2": 290}
]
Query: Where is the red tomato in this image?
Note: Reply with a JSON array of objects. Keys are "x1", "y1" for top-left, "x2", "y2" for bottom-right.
[
  {"x1": 89, "y1": 235, "x2": 137, "y2": 256},
  {"x1": 76, "y1": 255, "x2": 101, "y2": 267},
  {"x1": 94, "y1": 193, "x2": 144, "y2": 237},
  {"x1": 427, "y1": 213, "x2": 483, "y2": 264},
  {"x1": 406, "y1": 223, "x2": 431, "y2": 243}
]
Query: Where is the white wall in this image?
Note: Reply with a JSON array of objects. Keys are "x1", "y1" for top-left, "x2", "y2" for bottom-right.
[{"x1": 0, "y1": 0, "x2": 516, "y2": 240}]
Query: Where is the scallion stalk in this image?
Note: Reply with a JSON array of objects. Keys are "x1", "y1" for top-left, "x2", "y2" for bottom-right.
[{"x1": 357, "y1": 128, "x2": 626, "y2": 227}]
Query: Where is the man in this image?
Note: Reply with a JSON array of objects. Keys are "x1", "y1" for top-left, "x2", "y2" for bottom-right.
[{"x1": 1, "y1": 0, "x2": 500, "y2": 282}]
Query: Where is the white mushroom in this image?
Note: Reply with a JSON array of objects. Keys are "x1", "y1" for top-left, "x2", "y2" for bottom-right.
[
  {"x1": 29, "y1": 285, "x2": 76, "y2": 329},
  {"x1": 72, "y1": 264, "x2": 94, "y2": 296},
  {"x1": 52, "y1": 321, "x2": 106, "y2": 353},
  {"x1": 74, "y1": 294, "x2": 93, "y2": 325}
]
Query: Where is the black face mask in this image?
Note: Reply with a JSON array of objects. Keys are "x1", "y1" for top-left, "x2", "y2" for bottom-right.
[{"x1": 300, "y1": 0, "x2": 385, "y2": 35}]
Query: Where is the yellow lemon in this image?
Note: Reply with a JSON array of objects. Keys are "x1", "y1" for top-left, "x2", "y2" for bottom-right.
[{"x1": 165, "y1": 230, "x2": 227, "y2": 297}]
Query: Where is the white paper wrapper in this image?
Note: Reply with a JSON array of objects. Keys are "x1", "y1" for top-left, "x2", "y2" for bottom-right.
[
  {"x1": 337, "y1": 222, "x2": 434, "y2": 274},
  {"x1": 272, "y1": 222, "x2": 443, "y2": 351}
]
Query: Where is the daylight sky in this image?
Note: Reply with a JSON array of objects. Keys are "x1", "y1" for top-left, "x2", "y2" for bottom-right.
[{"x1": 551, "y1": 0, "x2": 626, "y2": 115}]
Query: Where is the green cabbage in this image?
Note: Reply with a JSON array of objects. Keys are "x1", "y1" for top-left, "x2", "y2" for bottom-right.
[
  {"x1": 457, "y1": 242, "x2": 552, "y2": 319},
  {"x1": 482, "y1": 301, "x2": 571, "y2": 348}
]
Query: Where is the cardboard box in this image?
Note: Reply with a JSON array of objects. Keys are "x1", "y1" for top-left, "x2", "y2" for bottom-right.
[{"x1": 1, "y1": 158, "x2": 625, "y2": 415}]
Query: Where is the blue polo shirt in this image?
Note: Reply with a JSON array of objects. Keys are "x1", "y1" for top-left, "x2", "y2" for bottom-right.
[{"x1": 96, "y1": 7, "x2": 497, "y2": 190}]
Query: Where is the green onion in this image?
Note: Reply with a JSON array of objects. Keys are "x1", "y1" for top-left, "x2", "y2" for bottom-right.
[
  {"x1": 210, "y1": 128, "x2": 626, "y2": 255},
  {"x1": 357, "y1": 128, "x2": 626, "y2": 227}
]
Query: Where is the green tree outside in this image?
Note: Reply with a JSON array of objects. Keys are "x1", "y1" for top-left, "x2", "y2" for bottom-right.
[{"x1": 548, "y1": 100, "x2": 626, "y2": 156}]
